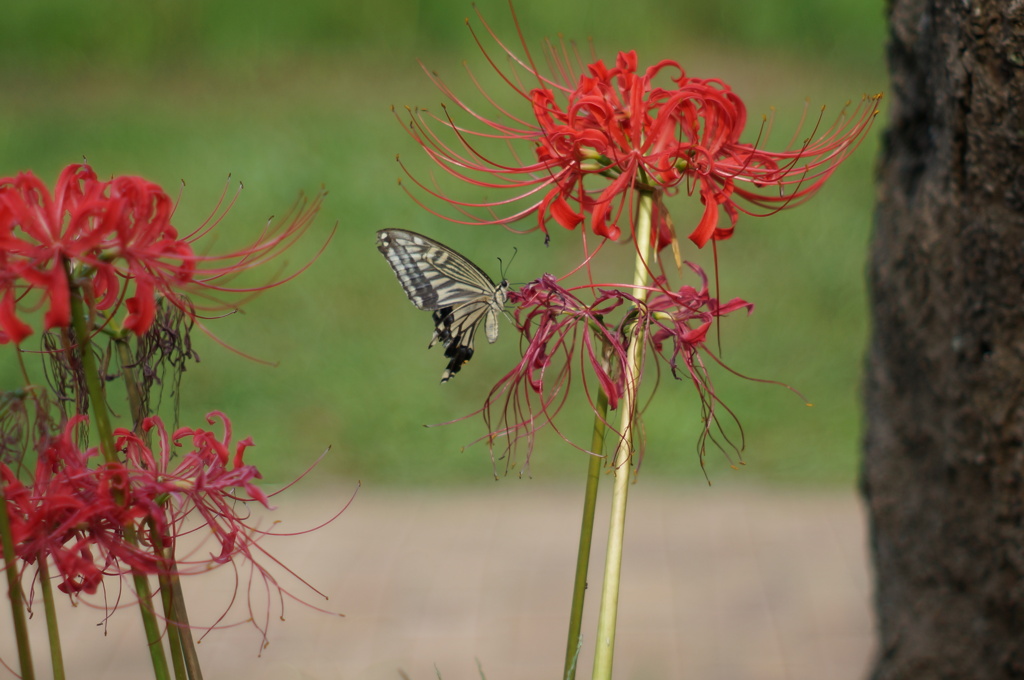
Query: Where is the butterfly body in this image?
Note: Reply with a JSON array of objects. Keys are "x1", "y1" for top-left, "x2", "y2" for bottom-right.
[{"x1": 376, "y1": 229, "x2": 509, "y2": 382}]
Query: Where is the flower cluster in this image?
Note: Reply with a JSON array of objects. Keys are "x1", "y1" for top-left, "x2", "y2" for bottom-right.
[
  {"x1": 1, "y1": 163, "x2": 337, "y2": 675},
  {"x1": 401, "y1": 10, "x2": 880, "y2": 251},
  {"x1": 4, "y1": 416, "x2": 128, "y2": 595},
  {"x1": 478, "y1": 274, "x2": 627, "y2": 463},
  {"x1": 394, "y1": 10, "x2": 878, "y2": 679},
  {"x1": 646, "y1": 263, "x2": 754, "y2": 384},
  {"x1": 401, "y1": 7, "x2": 878, "y2": 469},
  {"x1": 0, "y1": 163, "x2": 326, "y2": 344},
  {"x1": 2, "y1": 412, "x2": 277, "y2": 596},
  {"x1": 479, "y1": 267, "x2": 754, "y2": 470}
]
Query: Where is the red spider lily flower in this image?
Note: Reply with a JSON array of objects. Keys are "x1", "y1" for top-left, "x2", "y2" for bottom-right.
[
  {"x1": 0, "y1": 163, "x2": 328, "y2": 343},
  {"x1": 647, "y1": 263, "x2": 754, "y2": 380},
  {"x1": 112, "y1": 413, "x2": 347, "y2": 646},
  {"x1": 1, "y1": 416, "x2": 143, "y2": 594},
  {"x1": 646, "y1": 266, "x2": 754, "y2": 462},
  {"x1": 3, "y1": 410, "x2": 342, "y2": 642},
  {"x1": 478, "y1": 274, "x2": 628, "y2": 469},
  {"x1": 0, "y1": 251, "x2": 32, "y2": 344},
  {"x1": 399, "y1": 7, "x2": 880, "y2": 249},
  {"x1": 474, "y1": 264, "x2": 765, "y2": 471},
  {"x1": 113, "y1": 413, "x2": 271, "y2": 569},
  {"x1": 3, "y1": 412, "x2": 270, "y2": 588}
]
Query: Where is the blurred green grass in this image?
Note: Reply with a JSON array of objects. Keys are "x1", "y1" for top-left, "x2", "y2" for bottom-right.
[{"x1": 0, "y1": 0, "x2": 885, "y2": 487}]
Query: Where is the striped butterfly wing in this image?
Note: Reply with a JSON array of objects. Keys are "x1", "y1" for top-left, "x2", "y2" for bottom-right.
[{"x1": 376, "y1": 229, "x2": 510, "y2": 382}]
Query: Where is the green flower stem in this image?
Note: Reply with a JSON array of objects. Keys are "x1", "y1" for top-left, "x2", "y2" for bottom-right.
[
  {"x1": 113, "y1": 335, "x2": 147, "y2": 435},
  {"x1": 149, "y1": 519, "x2": 202, "y2": 680},
  {"x1": 123, "y1": 550, "x2": 172, "y2": 680},
  {"x1": 591, "y1": 191, "x2": 654, "y2": 680},
  {"x1": 563, "y1": 387, "x2": 610, "y2": 680},
  {"x1": 37, "y1": 556, "x2": 67, "y2": 680},
  {"x1": 113, "y1": 337, "x2": 186, "y2": 678},
  {"x1": 116, "y1": 335, "x2": 200, "y2": 680},
  {"x1": 67, "y1": 271, "x2": 171, "y2": 680},
  {"x1": 0, "y1": 487, "x2": 35, "y2": 680},
  {"x1": 66, "y1": 267, "x2": 116, "y2": 465},
  {"x1": 157, "y1": 568, "x2": 188, "y2": 680},
  {"x1": 171, "y1": 575, "x2": 204, "y2": 680}
]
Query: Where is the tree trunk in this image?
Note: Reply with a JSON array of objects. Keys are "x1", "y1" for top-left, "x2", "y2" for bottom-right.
[{"x1": 864, "y1": 1, "x2": 1024, "y2": 678}]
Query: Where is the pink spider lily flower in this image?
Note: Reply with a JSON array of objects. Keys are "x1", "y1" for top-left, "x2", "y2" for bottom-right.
[
  {"x1": 0, "y1": 163, "x2": 328, "y2": 343},
  {"x1": 399, "y1": 7, "x2": 881, "y2": 249}
]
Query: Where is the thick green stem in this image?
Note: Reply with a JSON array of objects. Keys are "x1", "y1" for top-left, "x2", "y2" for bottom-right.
[
  {"x1": 150, "y1": 520, "x2": 202, "y2": 680},
  {"x1": 67, "y1": 273, "x2": 171, "y2": 680},
  {"x1": 591, "y1": 191, "x2": 654, "y2": 680},
  {"x1": 38, "y1": 555, "x2": 66, "y2": 680},
  {"x1": 122, "y1": 523, "x2": 171, "y2": 680},
  {"x1": 0, "y1": 487, "x2": 35, "y2": 680},
  {"x1": 171, "y1": 576, "x2": 203, "y2": 680},
  {"x1": 158, "y1": 568, "x2": 188, "y2": 680},
  {"x1": 126, "y1": 567, "x2": 171, "y2": 680},
  {"x1": 563, "y1": 388, "x2": 609, "y2": 680}
]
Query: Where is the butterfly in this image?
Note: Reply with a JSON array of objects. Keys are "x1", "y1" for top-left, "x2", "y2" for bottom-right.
[{"x1": 376, "y1": 229, "x2": 510, "y2": 382}]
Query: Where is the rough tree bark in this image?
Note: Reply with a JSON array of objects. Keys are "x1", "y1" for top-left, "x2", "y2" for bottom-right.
[{"x1": 864, "y1": 1, "x2": 1024, "y2": 678}]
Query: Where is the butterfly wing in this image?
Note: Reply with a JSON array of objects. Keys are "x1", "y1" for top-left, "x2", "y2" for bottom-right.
[{"x1": 377, "y1": 229, "x2": 509, "y2": 382}]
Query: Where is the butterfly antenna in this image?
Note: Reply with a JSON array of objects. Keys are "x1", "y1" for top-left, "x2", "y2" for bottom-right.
[{"x1": 497, "y1": 246, "x2": 518, "y2": 283}]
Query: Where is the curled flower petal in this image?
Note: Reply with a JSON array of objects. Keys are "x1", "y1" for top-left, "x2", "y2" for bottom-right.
[
  {"x1": 0, "y1": 163, "x2": 329, "y2": 342},
  {"x1": 465, "y1": 263, "x2": 770, "y2": 472},
  {"x1": 400, "y1": 8, "x2": 880, "y2": 253}
]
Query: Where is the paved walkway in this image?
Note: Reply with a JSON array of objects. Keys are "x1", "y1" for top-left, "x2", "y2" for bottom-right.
[{"x1": 7, "y1": 483, "x2": 876, "y2": 679}]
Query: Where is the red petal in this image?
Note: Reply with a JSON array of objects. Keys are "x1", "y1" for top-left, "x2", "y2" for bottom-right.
[{"x1": 0, "y1": 290, "x2": 33, "y2": 344}]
